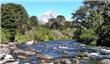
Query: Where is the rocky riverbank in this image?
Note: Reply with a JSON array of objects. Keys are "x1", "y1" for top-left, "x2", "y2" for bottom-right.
[{"x1": 0, "y1": 40, "x2": 110, "y2": 64}]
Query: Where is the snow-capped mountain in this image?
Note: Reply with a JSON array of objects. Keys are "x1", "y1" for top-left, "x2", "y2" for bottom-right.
[{"x1": 39, "y1": 10, "x2": 57, "y2": 24}]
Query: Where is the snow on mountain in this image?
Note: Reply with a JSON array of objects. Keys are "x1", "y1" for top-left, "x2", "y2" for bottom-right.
[{"x1": 39, "y1": 10, "x2": 57, "y2": 24}]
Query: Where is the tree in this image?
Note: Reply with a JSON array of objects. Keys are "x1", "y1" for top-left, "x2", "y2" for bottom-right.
[
  {"x1": 71, "y1": 0, "x2": 110, "y2": 46},
  {"x1": 30, "y1": 16, "x2": 38, "y2": 26},
  {"x1": 96, "y1": 24, "x2": 110, "y2": 47},
  {"x1": 1, "y1": 3, "x2": 29, "y2": 42},
  {"x1": 57, "y1": 15, "x2": 65, "y2": 25}
]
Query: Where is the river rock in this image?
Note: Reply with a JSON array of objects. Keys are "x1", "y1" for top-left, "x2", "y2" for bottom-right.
[
  {"x1": 61, "y1": 58, "x2": 72, "y2": 64},
  {"x1": 0, "y1": 44, "x2": 9, "y2": 48},
  {"x1": 101, "y1": 49, "x2": 110, "y2": 53},
  {"x1": 5, "y1": 61, "x2": 19, "y2": 64},
  {"x1": 75, "y1": 52, "x2": 89, "y2": 59},
  {"x1": 72, "y1": 58, "x2": 80, "y2": 64},
  {"x1": 26, "y1": 40, "x2": 38, "y2": 45},
  {"x1": 0, "y1": 53, "x2": 19, "y2": 64},
  {"x1": 98, "y1": 59, "x2": 110, "y2": 64},
  {"x1": 14, "y1": 49, "x2": 36, "y2": 56},
  {"x1": 89, "y1": 52, "x2": 99, "y2": 59},
  {"x1": 43, "y1": 55, "x2": 54, "y2": 59},
  {"x1": 0, "y1": 47, "x2": 10, "y2": 54}
]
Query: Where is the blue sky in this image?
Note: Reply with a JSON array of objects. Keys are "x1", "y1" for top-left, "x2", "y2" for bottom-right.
[{"x1": 1, "y1": 0, "x2": 83, "y2": 20}]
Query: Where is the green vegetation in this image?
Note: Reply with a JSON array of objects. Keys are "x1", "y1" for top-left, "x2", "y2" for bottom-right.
[
  {"x1": 72, "y1": 0, "x2": 110, "y2": 47},
  {"x1": 1, "y1": 3, "x2": 30, "y2": 42},
  {"x1": 1, "y1": 0, "x2": 110, "y2": 47}
]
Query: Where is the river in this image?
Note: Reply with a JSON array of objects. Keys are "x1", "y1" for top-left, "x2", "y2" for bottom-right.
[{"x1": 17, "y1": 40, "x2": 110, "y2": 64}]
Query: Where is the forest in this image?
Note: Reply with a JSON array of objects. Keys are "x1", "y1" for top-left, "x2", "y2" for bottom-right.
[{"x1": 1, "y1": 0, "x2": 110, "y2": 47}]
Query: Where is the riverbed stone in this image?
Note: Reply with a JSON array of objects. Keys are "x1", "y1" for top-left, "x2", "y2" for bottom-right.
[
  {"x1": 98, "y1": 59, "x2": 110, "y2": 64},
  {"x1": 0, "y1": 47, "x2": 10, "y2": 54},
  {"x1": 0, "y1": 53, "x2": 19, "y2": 64},
  {"x1": 26, "y1": 40, "x2": 38, "y2": 45},
  {"x1": 43, "y1": 55, "x2": 54, "y2": 59},
  {"x1": 72, "y1": 58, "x2": 80, "y2": 64},
  {"x1": 61, "y1": 58, "x2": 72, "y2": 64},
  {"x1": 75, "y1": 52, "x2": 89, "y2": 59}
]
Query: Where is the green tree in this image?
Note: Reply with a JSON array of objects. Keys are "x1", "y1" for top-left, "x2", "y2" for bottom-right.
[
  {"x1": 71, "y1": 0, "x2": 110, "y2": 46},
  {"x1": 1, "y1": 3, "x2": 29, "y2": 42},
  {"x1": 57, "y1": 15, "x2": 65, "y2": 23},
  {"x1": 30, "y1": 16, "x2": 38, "y2": 26}
]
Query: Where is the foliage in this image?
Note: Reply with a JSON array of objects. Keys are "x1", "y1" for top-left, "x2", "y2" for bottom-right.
[
  {"x1": 1, "y1": 29, "x2": 10, "y2": 43},
  {"x1": 1, "y1": 3, "x2": 29, "y2": 42},
  {"x1": 72, "y1": 0, "x2": 110, "y2": 47},
  {"x1": 80, "y1": 29, "x2": 97, "y2": 45},
  {"x1": 30, "y1": 16, "x2": 38, "y2": 26},
  {"x1": 96, "y1": 24, "x2": 110, "y2": 47},
  {"x1": 15, "y1": 29, "x2": 35, "y2": 43},
  {"x1": 34, "y1": 26, "x2": 52, "y2": 41}
]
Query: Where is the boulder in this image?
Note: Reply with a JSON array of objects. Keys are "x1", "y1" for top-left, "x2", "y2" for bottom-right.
[
  {"x1": 0, "y1": 53, "x2": 19, "y2": 64},
  {"x1": 98, "y1": 59, "x2": 110, "y2": 64}
]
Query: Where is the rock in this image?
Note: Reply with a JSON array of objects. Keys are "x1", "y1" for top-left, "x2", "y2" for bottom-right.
[
  {"x1": 48, "y1": 62, "x2": 54, "y2": 64},
  {"x1": 72, "y1": 58, "x2": 80, "y2": 64},
  {"x1": 14, "y1": 49, "x2": 36, "y2": 56},
  {"x1": 98, "y1": 59, "x2": 110, "y2": 64},
  {"x1": 13, "y1": 49, "x2": 25, "y2": 54},
  {"x1": 43, "y1": 55, "x2": 54, "y2": 59},
  {"x1": 0, "y1": 44, "x2": 20, "y2": 64},
  {"x1": 17, "y1": 55, "x2": 28, "y2": 59},
  {"x1": 101, "y1": 49, "x2": 110, "y2": 53},
  {"x1": 0, "y1": 48, "x2": 10, "y2": 54},
  {"x1": 0, "y1": 53, "x2": 19, "y2": 64},
  {"x1": 26, "y1": 40, "x2": 38, "y2": 45},
  {"x1": 0, "y1": 53, "x2": 5, "y2": 60},
  {"x1": 89, "y1": 52, "x2": 99, "y2": 56},
  {"x1": 54, "y1": 59, "x2": 61, "y2": 64},
  {"x1": 0, "y1": 44, "x2": 9, "y2": 48},
  {"x1": 8, "y1": 42, "x2": 17, "y2": 46},
  {"x1": 5, "y1": 60, "x2": 19, "y2": 64},
  {"x1": 80, "y1": 44, "x2": 86, "y2": 46},
  {"x1": 4, "y1": 54, "x2": 13, "y2": 60},
  {"x1": 8, "y1": 42, "x2": 18, "y2": 50},
  {"x1": 24, "y1": 63, "x2": 30, "y2": 64},
  {"x1": 62, "y1": 58, "x2": 72, "y2": 64},
  {"x1": 58, "y1": 46, "x2": 68, "y2": 49},
  {"x1": 75, "y1": 52, "x2": 89, "y2": 59}
]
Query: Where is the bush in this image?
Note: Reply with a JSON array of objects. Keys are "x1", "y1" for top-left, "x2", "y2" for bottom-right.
[
  {"x1": 1, "y1": 29, "x2": 10, "y2": 43},
  {"x1": 80, "y1": 29, "x2": 97, "y2": 45},
  {"x1": 15, "y1": 30, "x2": 34, "y2": 44}
]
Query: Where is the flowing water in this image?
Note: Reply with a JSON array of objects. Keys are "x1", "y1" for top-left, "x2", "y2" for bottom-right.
[{"x1": 18, "y1": 40, "x2": 110, "y2": 64}]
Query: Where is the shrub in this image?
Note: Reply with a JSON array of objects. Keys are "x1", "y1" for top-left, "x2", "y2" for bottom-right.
[
  {"x1": 80, "y1": 29, "x2": 97, "y2": 45},
  {"x1": 1, "y1": 29, "x2": 10, "y2": 43}
]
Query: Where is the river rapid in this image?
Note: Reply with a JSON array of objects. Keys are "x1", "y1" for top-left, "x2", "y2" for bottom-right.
[{"x1": 17, "y1": 40, "x2": 110, "y2": 64}]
